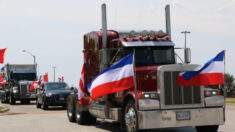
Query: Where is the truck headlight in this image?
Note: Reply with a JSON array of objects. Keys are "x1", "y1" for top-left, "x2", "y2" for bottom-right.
[
  {"x1": 204, "y1": 89, "x2": 218, "y2": 97},
  {"x1": 13, "y1": 89, "x2": 18, "y2": 93},
  {"x1": 46, "y1": 93, "x2": 53, "y2": 97},
  {"x1": 142, "y1": 92, "x2": 159, "y2": 99}
]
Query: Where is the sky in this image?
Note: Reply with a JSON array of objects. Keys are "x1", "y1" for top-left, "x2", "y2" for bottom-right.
[{"x1": 0, "y1": 0, "x2": 234, "y2": 86}]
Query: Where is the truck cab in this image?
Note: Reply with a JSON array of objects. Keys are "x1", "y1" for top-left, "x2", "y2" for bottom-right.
[{"x1": 1, "y1": 64, "x2": 37, "y2": 104}]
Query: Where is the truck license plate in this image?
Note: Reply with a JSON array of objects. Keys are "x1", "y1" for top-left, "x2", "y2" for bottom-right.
[
  {"x1": 59, "y1": 97, "x2": 64, "y2": 101},
  {"x1": 176, "y1": 111, "x2": 190, "y2": 120}
]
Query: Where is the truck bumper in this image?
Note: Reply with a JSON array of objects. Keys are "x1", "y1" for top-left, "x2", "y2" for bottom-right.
[
  {"x1": 138, "y1": 107, "x2": 224, "y2": 129},
  {"x1": 13, "y1": 93, "x2": 36, "y2": 100}
]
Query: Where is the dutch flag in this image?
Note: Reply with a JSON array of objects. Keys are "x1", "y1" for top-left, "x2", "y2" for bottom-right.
[
  {"x1": 88, "y1": 53, "x2": 134, "y2": 99},
  {"x1": 177, "y1": 50, "x2": 225, "y2": 86}
]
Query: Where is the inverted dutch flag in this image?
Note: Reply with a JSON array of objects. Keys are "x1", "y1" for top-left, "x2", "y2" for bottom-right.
[
  {"x1": 177, "y1": 50, "x2": 225, "y2": 86},
  {"x1": 88, "y1": 53, "x2": 134, "y2": 99}
]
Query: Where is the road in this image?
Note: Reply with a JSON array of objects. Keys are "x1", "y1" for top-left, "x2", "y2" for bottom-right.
[{"x1": 0, "y1": 101, "x2": 234, "y2": 132}]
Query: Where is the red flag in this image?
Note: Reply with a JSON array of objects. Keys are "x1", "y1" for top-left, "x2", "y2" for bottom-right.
[
  {"x1": 43, "y1": 73, "x2": 48, "y2": 82},
  {"x1": 0, "y1": 48, "x2": 6, "y2": 64},
  {"x1": 29, "y1": 81, "x2": 39, "y2": 91},
  {"x1": 79, "y1": 65, "x2": 85, "y2": 93},
  {"x1": 0, "y1": 75, "x2": 3, "y2": 82},
  {"x1": 61, "y1": 76, "x2": 64, "y2": 82},
  {"x1": 78, "y1": 64, "x2": 86, "y2": 104},
  {"x1": 0, "y1": 73, "x2": 7, "y2": 86}
]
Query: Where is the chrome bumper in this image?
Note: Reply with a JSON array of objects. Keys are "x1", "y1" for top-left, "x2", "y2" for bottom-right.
[{"x1": 138, "y1": 107, "x2": 224, "y2": 129}]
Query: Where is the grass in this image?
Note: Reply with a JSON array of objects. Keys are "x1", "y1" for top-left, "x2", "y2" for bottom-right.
[
  {"x1": 0, "y1": 106, "x2": 4, "y2": 110},
  {"x1": 226, "y1": 98, "x2": 235, "y2": 104}
]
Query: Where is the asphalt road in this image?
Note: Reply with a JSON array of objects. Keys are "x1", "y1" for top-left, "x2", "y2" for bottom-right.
[{"x1": 0, "y1": 101, "x2": 234, "y2": 132}]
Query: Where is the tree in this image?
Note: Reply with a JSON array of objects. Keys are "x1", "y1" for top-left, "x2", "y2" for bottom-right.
[{"x1": 224, "y1": 73, "x2": 234, "y2": 92}]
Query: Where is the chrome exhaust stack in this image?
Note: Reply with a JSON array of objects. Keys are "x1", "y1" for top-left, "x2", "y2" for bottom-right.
[
  {"x1": 101, "y1": 3, "x2": 107, "y2": 49},
  {"x1": 165, "y1": 5, "x2": 171, "y2": 39}
]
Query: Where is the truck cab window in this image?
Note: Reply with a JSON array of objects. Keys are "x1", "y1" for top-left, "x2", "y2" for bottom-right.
[{"x1": 124, "y1": 46, "x2": 175, "y2": 67}]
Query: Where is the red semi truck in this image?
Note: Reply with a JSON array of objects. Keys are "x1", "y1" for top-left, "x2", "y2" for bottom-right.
[{"x1": 66, "y1": 4, "x2": 225, "y2": 132}]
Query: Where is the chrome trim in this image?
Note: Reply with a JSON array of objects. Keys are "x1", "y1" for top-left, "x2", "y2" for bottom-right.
[
  {"x1": 205, "y1": 96, "x2": 225, "y2": 107},
  {"x1": 138, "y1": 107, "x2": 224, "y2": 129},
  {"x1": 88, "y1": 101, "x2": 121, "y2": 121},
  {"x1": 139, "y1": 99, "x2": 160, "y2": 110}
]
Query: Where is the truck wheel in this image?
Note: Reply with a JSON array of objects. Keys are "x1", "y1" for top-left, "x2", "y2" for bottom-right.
[
  {"x1": 36, "y1": 99, "x2": 41, "y2": 108},
  {"x1": 9, "y1": 95, "x2": 16, "y2": 105},
  {"x1": 75, "y1": 103, "x2": 96, "y2": 125},
  {"x1": 123, "y1": 100, "x2": 138, "y2": 132},
  {"x1": 42, "y1": 102, "x2": 48, "y2": 110},
  {"x1": 196, "y1": 125, "x2": 219, "y2": 132},
  {"x1": 67, "y1": 95, "x2": 76, "y2": 122},
  {"x1": 1, "y1": 98, "x2": 6, "y2": 103}
]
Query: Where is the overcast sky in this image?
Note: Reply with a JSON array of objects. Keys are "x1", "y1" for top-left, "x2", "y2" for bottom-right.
[{"x1": 0, "y1": 0, "x2": 234, "y2": 86}]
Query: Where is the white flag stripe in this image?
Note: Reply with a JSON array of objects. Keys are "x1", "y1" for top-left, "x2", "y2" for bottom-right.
[
  {"x1": 89, "y1": 64, "x2": 134, "y2": 92},
  {"x1": 200, "y1": 61, "x2": 224, "y2": 74},
  {"x1": 78, "y1": 87, "x2": 84, "y2": 100}
]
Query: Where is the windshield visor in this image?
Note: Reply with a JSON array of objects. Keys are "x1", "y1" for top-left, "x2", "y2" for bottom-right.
[{"x1": 124, "y1": 46, "x2": 175, "y2": 67}]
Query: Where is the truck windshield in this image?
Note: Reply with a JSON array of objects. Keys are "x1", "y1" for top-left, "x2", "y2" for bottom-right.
[
  {"x1": 125, "y1": 46, "x2": 175, "y2": 66},
  {"x1": 44, "y1": 83, "x2": 69, "y2": 90},
  {"x1": 12, "y1": 73, "x2": 36, "y2": 81}
]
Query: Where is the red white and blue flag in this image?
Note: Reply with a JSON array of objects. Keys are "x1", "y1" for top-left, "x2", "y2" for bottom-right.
[
  {"x1": 177, "y1": 50, "x2": 225, "y2": 86},
  {"x1": 88, "y1": 53, "x2": 134, "y2": 99},
  {"x1": 29, "y1": 81, "x2": 39, "y2": 91},
  {"x1": 78, "y1": 64, "x2": 86, "y2": 104}
]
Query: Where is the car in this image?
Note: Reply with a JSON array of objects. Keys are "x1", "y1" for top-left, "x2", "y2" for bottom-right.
[{"x1": 36, "y1": 82, "x2": 71, "y2": 110}]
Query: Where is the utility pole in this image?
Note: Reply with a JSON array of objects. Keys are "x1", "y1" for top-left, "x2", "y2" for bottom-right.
[
  {"x1": 52, "y1": 66, "x2": 56, "y2": 82},
  {"x1": 181, "y1": 31, "x2": 191, "y2": 63}
]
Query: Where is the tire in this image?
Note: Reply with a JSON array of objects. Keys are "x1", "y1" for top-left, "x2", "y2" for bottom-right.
[
  {"x1": 1, "y1": 98, "x2": 6, "y2": 103},
  {"x1": 36, "y1": 99, "x2": 41, "y2": 108},
  {"x1": 9, "y1": 95, "x2": 15, "y2": 105},
  {"x1": 67, "y1": 95, "x2": 76, "y2": 122},
  {"x1": 5, "y1": 97, "x2": 9, "y2": 103},
  {"x1": 75, "y1": 103, "x2": 96, "y2": 125},
  {"x1": 123, "y1": 100, "x2": 138, "y2": 132},
  {"x1": 62, "y1": 104, "x2": 67, "y2": 109},
  {"x1": 42, "y1": 102, "x2": 48, "y2": 110},
  {"x1": 195, "y1": 125, "x2": 219, "y2": 132}
]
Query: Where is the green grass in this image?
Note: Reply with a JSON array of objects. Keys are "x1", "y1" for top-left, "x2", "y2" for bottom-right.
[
  {"x1": 226, "y1": 101, "x2": 235, "y2": 104},
  {"x1": 225, "y1": 98, "x2": 235, "y2": 104},
  {"x1": 0, "y1": 106, "x2": 4, "y2": 110}
]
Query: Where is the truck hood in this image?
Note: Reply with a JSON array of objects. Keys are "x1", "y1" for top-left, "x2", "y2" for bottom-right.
[{"x1": 135, "y1": 65, "x2": 159, "y2": 92}]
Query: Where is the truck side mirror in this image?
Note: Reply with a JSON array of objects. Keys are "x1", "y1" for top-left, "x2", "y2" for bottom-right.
[{"x1": 185, "y1": 48, "x2": 191, "y2": 64}]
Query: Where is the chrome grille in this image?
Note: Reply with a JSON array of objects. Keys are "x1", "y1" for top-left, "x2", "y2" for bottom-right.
[
  {"x1": 20, "y1": 85, "x2": 28, "y2": 98},
  {"x1": 164, "y1": 71, "x2": 201, "y2": 105}
]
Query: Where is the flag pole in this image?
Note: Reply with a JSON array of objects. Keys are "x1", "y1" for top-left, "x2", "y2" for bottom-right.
[
  {"x1": 133, "y1": 49, "x2": 138, "y2": 107},
  {"x1": 223, "y1": 50, "x2": 226, "y2": 122}
]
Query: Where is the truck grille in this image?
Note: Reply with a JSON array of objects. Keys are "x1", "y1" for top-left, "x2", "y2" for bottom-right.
[
  {"x1": 20, "y1": 85, "x2": 28, "y2": 98},
  {"x1": 164, "y1": 71, "x2": 201, "y2": 105}
]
